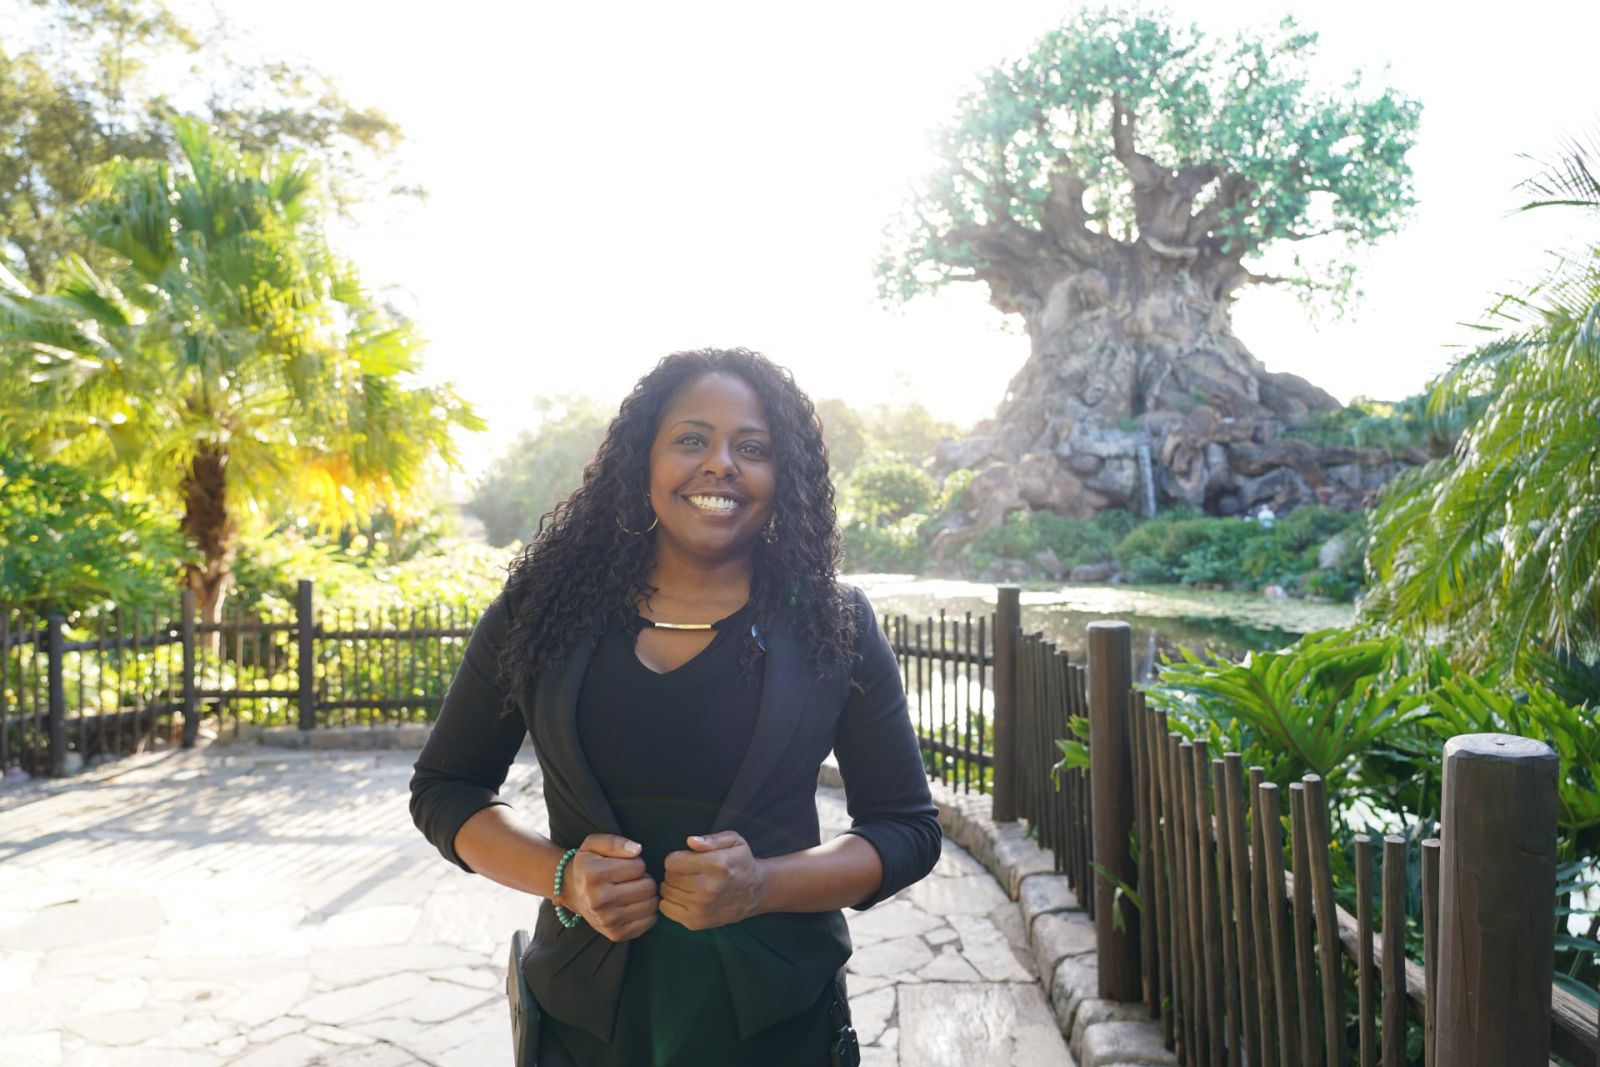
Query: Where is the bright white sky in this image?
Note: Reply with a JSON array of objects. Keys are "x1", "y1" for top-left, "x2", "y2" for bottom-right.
[{"x1": 200, "y1": 0, "x2": 1599, "y2": 475}]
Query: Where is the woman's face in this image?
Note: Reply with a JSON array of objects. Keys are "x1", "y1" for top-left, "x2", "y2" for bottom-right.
[{"x1": 646, "y1": 372, "x2": 776, "y2": 569}]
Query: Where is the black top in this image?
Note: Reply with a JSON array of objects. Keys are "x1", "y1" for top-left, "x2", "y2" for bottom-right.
[
  {"x1": 577, "y1": 603, "x2": 760, "y2": 882},
  {"x1": 540, "y1": 602, "x2": 832, "y2": 1065},
  {"x1": 408, "y1": 583, "x2": 942, "y2": 1045}
]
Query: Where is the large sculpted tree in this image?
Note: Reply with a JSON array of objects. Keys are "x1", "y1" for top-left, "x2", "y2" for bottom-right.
[{"x1": 879, "y1": 11, "x2": 1422, "y2": 520}]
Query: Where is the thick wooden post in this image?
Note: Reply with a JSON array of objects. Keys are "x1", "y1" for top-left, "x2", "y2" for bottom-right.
[
  {"x1": 1089, "y1": 619, "x2": 1140, "y2": 1001},
  {"x1": 180, "y1": 589, "x2": 198, "y2": 747},
  {"x1": 1435, "y1": 733, "x2": 1558, "y2": 1067},
  {"x1": 46, "y1": 614, "x2": 66, "y2": 777},
  {"x1": 296, "y1": 580, "x2": 316, "y2": 731},
  {"x1": 990, "y1": 585, "x2": 1021, "y2": 821}
]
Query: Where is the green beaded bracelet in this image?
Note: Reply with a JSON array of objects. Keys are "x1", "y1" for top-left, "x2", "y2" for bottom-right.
[{"x1": 553, "y1": 846, "x2": 582, "y2": 928}]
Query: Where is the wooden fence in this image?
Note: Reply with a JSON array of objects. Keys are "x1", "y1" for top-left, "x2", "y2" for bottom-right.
[
  {"x1": 981, "y1": 587, "x2": 1600, "y2": 1067},
  {"x1": 2, "y1": 581, "x2": 475, "y2": 775}
]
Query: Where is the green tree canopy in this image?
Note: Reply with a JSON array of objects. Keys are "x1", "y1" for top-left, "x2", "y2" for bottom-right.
[
  {"x1": 813, "y1": 397, "x2": 959, "y2": 482},
  {"x1": 0, "y1": 0, "x2": 405, "y2": 290},
  {"x1": 466, "y1": 396, "x2": 612, "y2": 547},
  {"x1": 0, "y1": 118, "x2": 481, "y2": 622},
  {"x1": 840, "y1": 460, "x2": 940, "y2": 527},
  {"x1": 877, "y1": 9, "x2": 1420, "y2": 308}
]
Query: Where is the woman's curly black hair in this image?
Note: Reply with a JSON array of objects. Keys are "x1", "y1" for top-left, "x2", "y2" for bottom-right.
[{"x1": 496, "y1": 347, "x2": 857, "y2": 709}]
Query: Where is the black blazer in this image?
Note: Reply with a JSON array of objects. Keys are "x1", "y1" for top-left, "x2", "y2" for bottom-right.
[{"x1": 408, "y1": 584, "x2": 941, "y2": 1044}]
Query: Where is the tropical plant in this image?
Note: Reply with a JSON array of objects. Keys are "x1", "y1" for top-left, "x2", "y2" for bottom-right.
[
  {"x1": 1418, "y1": 671, "x2": 1600, "y2": 846},
  {"x1": 1363, "y1": 134, "x2": 1600, "y2": 675},
  {"x1": 0, "y1": 119, "x2": 482, "y2": 625},
  {"x1": 1144, "y1": 629, "x2": 1426, "y2": 802},
  {"x1": 0, "y1": 0, "x2": 406, "y2": 290}
]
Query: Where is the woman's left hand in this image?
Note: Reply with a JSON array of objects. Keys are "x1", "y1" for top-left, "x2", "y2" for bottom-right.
[{"x1": 659, "y1": 831, "x2": 766, "y2": 930}]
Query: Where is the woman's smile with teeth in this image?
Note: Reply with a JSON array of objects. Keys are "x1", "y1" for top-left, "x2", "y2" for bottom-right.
[{"x1": 685, "y1": 494, "x2": 741, "y2": 513}]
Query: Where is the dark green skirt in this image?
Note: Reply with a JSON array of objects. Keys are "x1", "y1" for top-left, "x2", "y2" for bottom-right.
[{"x1": 537, "y1": 919, "x2": 838, "y2": 1067}]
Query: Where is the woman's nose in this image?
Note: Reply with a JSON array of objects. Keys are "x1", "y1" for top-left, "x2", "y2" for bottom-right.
[{"x1": 702, "y1": 441, "x2": 738, "y2": 477}]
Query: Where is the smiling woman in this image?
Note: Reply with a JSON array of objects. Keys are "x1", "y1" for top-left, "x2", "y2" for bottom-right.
[
  {"x1": 647, "y1": 372, "x2": 776, "y2": 577},
  {"x1": 408, "y1": 348, "x2": 941, "y2": 1066}
]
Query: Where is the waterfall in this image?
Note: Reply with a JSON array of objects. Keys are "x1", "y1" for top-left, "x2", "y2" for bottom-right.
[{"x1": 1136, "y1": 441, "x2": 1157, "y2": 519}]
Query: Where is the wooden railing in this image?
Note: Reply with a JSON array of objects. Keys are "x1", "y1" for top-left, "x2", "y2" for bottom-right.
[{"x1": 973, "y1": 583, "x2": 1600, "y2": 1066}]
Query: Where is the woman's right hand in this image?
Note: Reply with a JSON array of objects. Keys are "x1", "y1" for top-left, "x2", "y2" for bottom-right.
[{"x1": 557, "y1": 834, "x2": 659, "y2": 942}]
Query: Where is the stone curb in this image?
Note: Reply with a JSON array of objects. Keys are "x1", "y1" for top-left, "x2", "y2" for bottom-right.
[
  {"x1": 820, "y1": 758, "x2": 1174, "y2": 1066},
  {"x1": 257, "y1": 723, "x2": 432, "y2": 750}
]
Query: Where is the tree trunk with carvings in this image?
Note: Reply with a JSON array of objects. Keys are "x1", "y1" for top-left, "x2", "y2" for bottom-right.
[{"x1": 935, "y1": 102, "x2": 1423, "y2": 538}]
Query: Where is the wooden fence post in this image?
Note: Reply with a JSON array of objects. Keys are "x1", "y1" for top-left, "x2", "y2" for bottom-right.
[
  {"x1": 180, "y1": 589, "x2": 198, "y2": 748},
  {"x1": 990, "y1": 585, "x2": 1021, "y2": 821},
  {"x1": 1089, "y1": 619, "x2": 1140, "y2": 1001},
  {"x1": 1435, "y1": 733, "x2": 1558, "y2": 1067},
  {"x1": 46, "y1": 614, "x2": 66, "y2": 777},
  {"x1": 296, "y1": 580, "x2": 316, "y2": 731}
]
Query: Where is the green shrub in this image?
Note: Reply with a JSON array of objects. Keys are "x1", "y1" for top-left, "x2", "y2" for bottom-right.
[
  {"x1": 840, "y1": 461, "x2": 939, "y2": 525},
  {"x1": 1281, "y1": 398, "x2": 1433, "y2": 452},
  {"x1": 0, "y1": 454, "x2": 192, "y2": 613},
  {"x1": 231, "y1": 532, "x2": 508, "y2": 622},
  {"x1": 1114, "y1": 506, "x2": 1365, "y2": 597},
  {"x1": 841, "y1": 517, "x2": 929, "y2": 573},
  {"x1": 970, "y1": 509, "x2": 1136, "y2": 572}
]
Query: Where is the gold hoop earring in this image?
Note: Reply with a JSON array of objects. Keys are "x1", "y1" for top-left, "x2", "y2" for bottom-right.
[{"x1": 617, "y1": 494, "x2": 658, "y2": 536}]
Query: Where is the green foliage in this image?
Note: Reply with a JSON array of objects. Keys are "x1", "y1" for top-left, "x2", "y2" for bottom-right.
[
  {"x1": 230, "y1": 533, "x2": 506, "y2": 624},
  {"x1": 815, "y1": 397, "x2": 959, "y2": 481},
  {"x1": 831, "y1": 401, "x2": 969, "y2": 567},
  {"x1": 1132, "y1": 131, "x2": 1600, "y2": 1020},
  {"x1": 1281, "y1": 396, "x2": 1459, "y2": 454},
  {"x1": 838, "y1": 460, "x2": 942, "y2": 573},
  {"x1": 1363, "y1": 135, "x2": 1600, "y2": 675},
  {"x1": 814, "y1": 397, "x2": 869, "y2": 479},
  {"x1": 840, "y1": 517, "x2": 931, "y2": 575},
  {"x1": 1113, "y1": 507, "x2": 1365, "y2": 596},
  {"x1": 0, "y1": 0, "x2": 406, "y2": 289},
  {"x1": 864, "y1": 401, "x2": 960, "y2": 464},
  {"x1": 467, "y1": 396, "x2": 611, "y2": 547},
  {"x1": 878, "y1": 8, "x2": 1420, "y2": 303},
  {"x1": 970, "y1": 509, "x2": 1136, "y2": 572},
  {"x1": 841, "y1": 461, "x2": 939, "y2": 526},
  {"x1": 1147, "y1": 630, "x2": 1425, "y2": 798},
  {"x1": 1418, "y1": 669, "x2": 1600, "y2": 843},
  {"x1": 0, "y1": 119, "x2": 481, "y2": 611},
  {"x1": 0, "y1": 453, "x2": 189, "y2": 611}
]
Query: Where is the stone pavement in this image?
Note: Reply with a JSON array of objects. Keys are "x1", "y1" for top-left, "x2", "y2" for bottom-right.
[{"x1": 0, "y1": 743, "x2": 1097, "y2": 1066}]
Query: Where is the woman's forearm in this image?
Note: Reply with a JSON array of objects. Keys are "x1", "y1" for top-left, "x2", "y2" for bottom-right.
[
  {"x1": 453, "y1": 804, "x2": 565, "y2": 898},
  {"x1": 754, "y1": 834, "x2": 885, "y2": 914}
]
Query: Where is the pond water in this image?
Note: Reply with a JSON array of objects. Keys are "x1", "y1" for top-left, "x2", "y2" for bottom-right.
[{"x1": 848, "y1": 574, "x2": 1354, "y2": 680}]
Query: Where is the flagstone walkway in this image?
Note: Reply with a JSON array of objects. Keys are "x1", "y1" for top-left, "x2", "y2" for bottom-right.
[{"x1": 0, "y1": 743, "x2": 1080, "y2": 1066}]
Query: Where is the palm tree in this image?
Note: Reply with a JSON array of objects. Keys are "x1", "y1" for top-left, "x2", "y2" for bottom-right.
[
  {"x1": 1363, "y1": 133, "x2": 1600, "y2": 672},
  {"x1": 0, "y1": 117, "x2": 482, "y2": 624}
]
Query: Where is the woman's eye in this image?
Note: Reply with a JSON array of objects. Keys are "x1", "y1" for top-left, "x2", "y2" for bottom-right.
[
  {"x1": 737, "y1": 442, "x2": 767, "y2": 457},
  {"x1": 676, "y1": 434, "x2": 706, "y2": 447}
]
